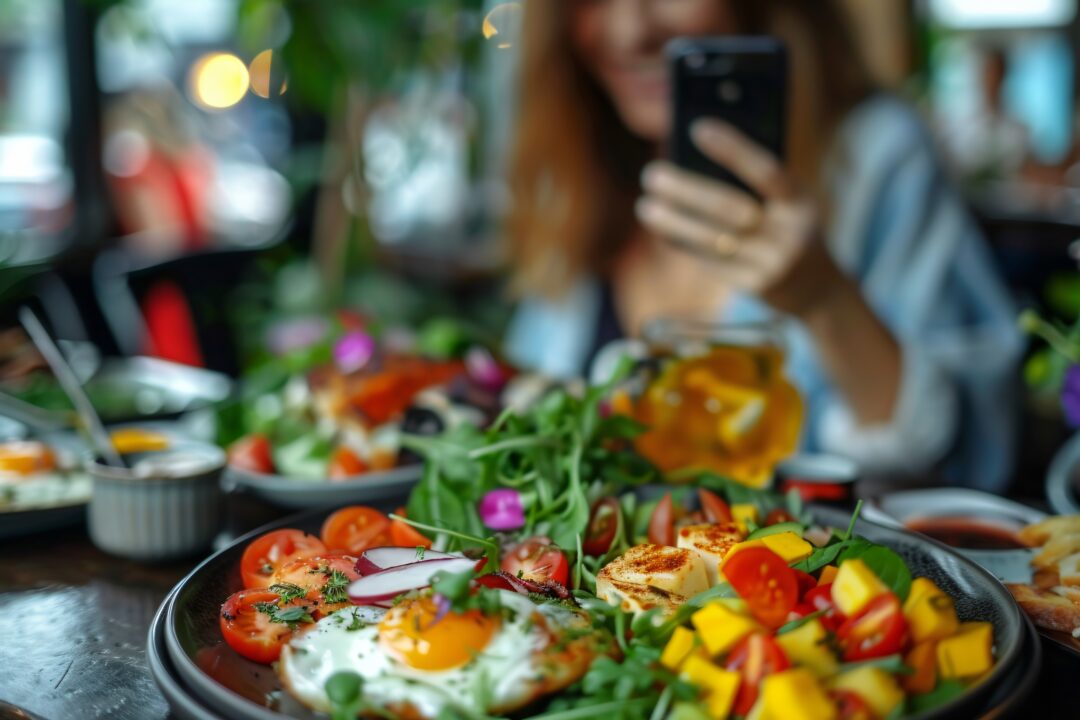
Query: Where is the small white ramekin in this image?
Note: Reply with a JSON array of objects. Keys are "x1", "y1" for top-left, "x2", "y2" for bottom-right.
[{"x1": 87, "y1": 443, "x2": 225, "y2": 561}]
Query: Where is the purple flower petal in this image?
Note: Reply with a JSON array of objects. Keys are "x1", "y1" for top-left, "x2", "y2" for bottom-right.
[
  {"x1": 1062, "y1": 365, "x2": 1080, "y2": 428},
  {"x1": 334, "y1": 331, "x2": 377, "y2": 374},
  {"x1": 265, "y1": 317, "x2": 330, "y2": 356},
  {"x1": 478, "y1": 488, "x2": 525, "y2": 531}
]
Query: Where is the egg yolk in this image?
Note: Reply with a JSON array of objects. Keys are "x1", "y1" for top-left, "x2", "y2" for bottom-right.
[
  {"x1": 0, "y1": 441, "x2": 55, "y2": 476},
  {"x1": 110, "y1": 428, "x2": 170, "y2": 454},
  {"x1": 378, "y1": 598, "x2": 500, "y2": 671}
]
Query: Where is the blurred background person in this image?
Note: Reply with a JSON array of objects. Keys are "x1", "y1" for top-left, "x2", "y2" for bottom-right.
[{"x1": 503, "y1": 0, "x2": 1022, "y2": 492}]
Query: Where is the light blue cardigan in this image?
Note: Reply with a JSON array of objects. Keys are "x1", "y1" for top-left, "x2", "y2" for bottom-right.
[{"x1": 505, "y1": 96, "x2": 1023, "y2": 492}]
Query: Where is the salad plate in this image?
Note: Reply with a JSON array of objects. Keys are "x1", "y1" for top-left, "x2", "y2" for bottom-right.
[
  {"x1": 222, "y1": 464, "x2": 422, "y2": 509},
  {"x1": 156, "y1": 503, "x2": 1037, "y2": 720}
]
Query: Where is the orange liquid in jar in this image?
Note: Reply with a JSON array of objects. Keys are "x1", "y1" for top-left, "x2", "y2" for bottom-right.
[{"x1": 632, "y1": 344, "x2": 803, "y2": 487}]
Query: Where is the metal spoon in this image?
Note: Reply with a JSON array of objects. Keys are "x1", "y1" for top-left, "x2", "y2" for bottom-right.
[{"x1": 18, "y1": 307, "x2": 125, "y2": 467}]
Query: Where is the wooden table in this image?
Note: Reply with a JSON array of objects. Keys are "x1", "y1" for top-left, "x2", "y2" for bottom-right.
[
  {"x1": 1, "y1": 494, "x2": 1076, "y2": 720},
  {"x1": 0, "y1": 493, "x2": 289, "y2": 720}
]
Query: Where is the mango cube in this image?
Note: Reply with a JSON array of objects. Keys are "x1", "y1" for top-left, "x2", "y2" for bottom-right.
[
  {"x1": 830, "y1": 666, "x2": 904, "y2": 719},
  {"x1": 818, "y1": 565, "x2": 839, "y2": 586},
  {"x1": 937, "y1": 622, "x2": 994, "y2": 679},
  {"x1": 760, "y1": 668, "x2": 836, "y2": 720},
  {"x1": 681, "y1": 655, "x2": 741, "y2": 720},
  {"x1": 692, "y1": 601, "x2": 759, "y2": 657},
  {"x1": 776, "y1": 619, "x2": 838, "y2": 678},
  {"x1": 831, "y1": 559, "x2": 888, "y2": 616},
  {"x1": 661, "y1": 626, "x2": 698, "y2": 671},
  {"x1": 903, "y1": 577, "x2": 959, "y2": 643},
  {"x1": 731, "y1": 504, "x2": 760, "y2": 526},
  {"x1": 761, "y1": 532, "x2": 813, "y2": 563}
]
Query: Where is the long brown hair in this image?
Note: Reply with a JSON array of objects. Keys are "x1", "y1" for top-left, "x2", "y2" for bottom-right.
[{"x1": 506, "y1": 0, "x2": 872, "y2": 298}]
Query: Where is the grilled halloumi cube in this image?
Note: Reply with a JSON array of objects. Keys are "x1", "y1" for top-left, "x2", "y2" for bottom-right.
[
  {"x1": 597, "y1": 544, "x2": 710, "y2": 598},
  {"x1": 676, "y1": 523, "x2": 746, "y2": 585},
  {"x1": 597, "y1": 578, "x2": 687, "y2": 617}
]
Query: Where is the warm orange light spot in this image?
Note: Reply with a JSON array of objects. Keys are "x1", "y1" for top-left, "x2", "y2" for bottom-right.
[
  {"x1": 248, "y1": 49, "x2": 287, "y2": 99},
  {"x1": 190, "y1": 52, "x2": 249, "y2": 109},
  {"x1": 378, "y1": 597, "x2": 499, "y2": 670}
]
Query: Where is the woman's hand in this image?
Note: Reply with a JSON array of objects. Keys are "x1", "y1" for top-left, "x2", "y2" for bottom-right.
[
  {"x1": 636, "y1": 118, "x2": 902, "y2": 424},
  {"x1": 635, "y1": 118, "x2": 842, "y2": 317}
]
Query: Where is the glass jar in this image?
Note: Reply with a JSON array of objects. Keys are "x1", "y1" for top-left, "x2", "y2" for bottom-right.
[{"x1": 633, "y1": 318, "x2": 804, "y2": 488}]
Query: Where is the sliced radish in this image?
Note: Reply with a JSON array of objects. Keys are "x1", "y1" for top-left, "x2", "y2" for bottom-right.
[
  {"x1": 355, "y1": 546, "x2": 462, "y2": 576},
  {"x1": 347, "y1": 557, "x2": 478, "y2": 605}
]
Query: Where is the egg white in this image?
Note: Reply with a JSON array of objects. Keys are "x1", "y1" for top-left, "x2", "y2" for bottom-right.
[{"x1": 279, "y1": 591, "x2": 586, "y2": 718}]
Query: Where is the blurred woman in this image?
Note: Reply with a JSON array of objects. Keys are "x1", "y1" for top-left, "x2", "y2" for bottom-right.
[{"x1": 503, "y1": 0, "x2": 1021, "y2": 491}]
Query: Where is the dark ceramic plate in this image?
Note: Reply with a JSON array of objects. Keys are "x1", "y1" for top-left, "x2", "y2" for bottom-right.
[{"x1": 157, "y1": 505, "x2": 1038, "y2": 720}]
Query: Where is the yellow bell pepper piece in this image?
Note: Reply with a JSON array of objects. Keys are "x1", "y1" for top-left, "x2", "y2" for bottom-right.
[
  {"x1": 903, "y1": 577, "x2": 959, "y2": 643},
  {"x1": 760, "y1": 531, "x2": 813, "y2": 563},
  {"x1": 760, "y1": 668, "x2": 836, "y2": 720},
  {"x1": 691, "y1": 602, "x2": 759, "y2": 657},
  {"x1": 937, "y1": 622, "x2": 994, "y2": 679},
  {"x1": 731, "y1": 504, "x2": 760, "y2": 526},
  {"x1": 831, "y1": 559, "x2": 888, "y2": 616},
  {"x1": 661, "y1": 626, "x2": 698, "y2": 671},
  {"x1": 681, "y1": 655, "x2": 741, "y2": 720},
  {"x1": 830, "y1": 666, "x2": 904, "y2": 719}
]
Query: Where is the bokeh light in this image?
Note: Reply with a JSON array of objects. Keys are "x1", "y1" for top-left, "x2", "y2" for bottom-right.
[
  {"x1": 249, "y1": 49, "x2": 288, "y2": 99},
  {"x1": 482, "y1": 2, "x2": 522, "y2": 49},
  {"x1": 190, "y1": 52, "x2": 249, "y2": 109}
]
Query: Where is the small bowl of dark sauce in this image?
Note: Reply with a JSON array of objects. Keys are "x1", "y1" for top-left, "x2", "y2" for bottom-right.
[{"x1": 862, "y1": 488, "x2": 1044, "y2": 582}]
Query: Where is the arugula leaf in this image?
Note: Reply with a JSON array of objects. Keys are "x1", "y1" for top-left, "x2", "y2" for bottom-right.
[
  {"x1": 906, "y1": 680, "x2": 967, "y2": 714},
  {"x1": 838, "y1": 653, "x2": 913, "y2": 675},
  {"x1": 776, "y1": 610, "x2": 826, "y2": 635},
  {"x1": 253, "y1": 601, "x2": 314, "y2": 630}
]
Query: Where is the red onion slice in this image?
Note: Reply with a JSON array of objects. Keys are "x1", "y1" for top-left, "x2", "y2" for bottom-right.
[
  {"x1": 347, "y1": 557, "x2": 479, "y2": 605},
  {"x1": 354, "y1": 546, "x2": 461, "y2": 576}
]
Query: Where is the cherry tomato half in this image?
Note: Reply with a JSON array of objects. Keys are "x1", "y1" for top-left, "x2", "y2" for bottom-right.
[
  {"x1": 219, "y1": 589, "x2": 311, "y2": 664},
  {"x1": 227, "y1": 434, "x2": 275, "y2": 474},
  {"x1": 794, "y1": 569, "x2": 818, "y2": 599},
  {"x1": 240, "y1": 529, "x2": 327, "y2": 589},
  {"x1": 698, "y1": 489, "x2": 732, "y2": 524},
  {"x1": 837, "y1": 592, "x2": 908, "y2": 661},
  {"x1": 320, "y1": 506, "x2": 393, "y2": 554},
  {"x1": 501, "y1": 537, "x2": 569, "y2": 587},
  {"x1": 389, "y1": 513, "x2": 434, "y2": 549},
  {"x1": 328, "y1": 447, "x2": 368, "y2": 479},
  {"x1": 724, "y1": 632, "x2": 791, "y2": 716},
  {"x1": 648, "y1": 493, "x2": 675, "y2": 547},
  {"x1": 584, "y1": 497, "x2": 621, "y2": 556},
  {"x1": 722, "y1": 547, "x2": 798, "y2": 628},
  {"x1": 764, "y1": 508, "x2": 796, "y2": 526},
  {"x1": 269, "y1": 554, "x2": 360, "y2": 616},
  {"x1": 804, "y1": 583, "x2": 848, "y2": 632}
]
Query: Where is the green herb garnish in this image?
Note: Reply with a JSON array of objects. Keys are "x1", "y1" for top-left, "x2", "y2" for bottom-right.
[{"x1": 269, "y1": 582, "x2": 308, "y2": 604}]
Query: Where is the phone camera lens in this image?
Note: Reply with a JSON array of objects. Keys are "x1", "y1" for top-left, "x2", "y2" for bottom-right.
[{"x1": 686, "y1": 52, "x2": 706, "y2": 70}]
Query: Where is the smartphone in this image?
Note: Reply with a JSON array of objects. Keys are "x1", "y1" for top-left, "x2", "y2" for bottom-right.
[{"x1": 667, "y1": 36, "x2": 788, "y2": 194}]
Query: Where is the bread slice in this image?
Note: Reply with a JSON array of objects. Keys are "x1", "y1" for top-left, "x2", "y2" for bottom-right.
[
  {"x1": 1006, "y1": 583, "x2": 1080, "y2": 634},
  {"x1": 1018, "y1": 515, "x2": 1080, "y2": 547}
]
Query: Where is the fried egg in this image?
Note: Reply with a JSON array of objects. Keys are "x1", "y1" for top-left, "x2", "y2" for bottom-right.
[{"x1": 278, "y1": 590, "x2": 601, "y2": 719}]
